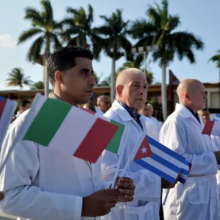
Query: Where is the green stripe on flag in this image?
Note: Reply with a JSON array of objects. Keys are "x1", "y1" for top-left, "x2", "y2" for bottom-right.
[
  {"x1": 23, "y1": 99, "x2": 72, "y2": 146},
  {"x1": 105, "y1": 120, "x2": 125, "y2": 154}
]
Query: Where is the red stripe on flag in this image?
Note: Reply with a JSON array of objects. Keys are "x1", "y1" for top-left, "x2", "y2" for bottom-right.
[
  {"x1": 79, "y1": 107, "x2": 95, "y2": 115},
  {"x1": 202, "y1": 120, "x2": 215, "y2": 135},
  {"x1": 0, "y1": 100, "x2": 7, "y2": 120},
  {"x1": 74, "y1": 118, "x2": 119, "y2": 163}
]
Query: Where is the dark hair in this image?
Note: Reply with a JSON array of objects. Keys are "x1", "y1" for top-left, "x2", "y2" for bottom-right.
[
  {"x1": 20, "y1": 100, "x2": 30, "y2": 108},
  {"x1": 47, "y1": 46, "x2": 94, "y2": 85}
]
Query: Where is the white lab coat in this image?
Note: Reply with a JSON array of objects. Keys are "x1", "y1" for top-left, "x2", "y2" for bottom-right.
[
  {"x1": 101, "y1": 100, "x2": 161, "y2": 220},
  {"x1": 151, "y1": 117, "x2": 161, "y2": 131},
  {"x1": 142, "y1": 115, "x2": 159, "y2": 141},
  {"x1": 160, "y1": 104, "x2": 218, "y2": 220},
  {"x1": 211, "y1": 135, "x2": 220, "y2": 220},
  {"x1": 0, "y1": 110, "x2": 110, "y2": 220},
  {"x1": 95, "y1": 106, "x2": 104, "y2": 115}
]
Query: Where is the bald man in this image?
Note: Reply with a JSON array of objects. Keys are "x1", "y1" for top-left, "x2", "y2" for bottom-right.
[
  {"x1": 102, "y1": 68, "x2": 175, "y2": 220},
  {"x1": 97, "y1": 96, "x2": 111, "y2": 113},
  {"x1": 140, "y1": 103, "x2": 159, "y2": 141},
  {"x1": 160, "y1": 79, "x2": 220, "y2": 220}
]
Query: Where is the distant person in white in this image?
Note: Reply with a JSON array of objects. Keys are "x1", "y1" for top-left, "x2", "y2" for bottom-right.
[
  {"x1": 140, "y1": 102, "x2": 159, "y2": 141},
  {"x1": 160, "y1": 79, "x2": 220, "y2": 220},
  {"x1": 199, "y1": 109, "x2": 220, "y2": 220},
  {"x1": 97, "y1": 95, "x2": 111, "y2": 113},
  {"x1": 83, "y1": 93, "x2": 103, "y2": 115},
  {"x1": 16, "y1": 100, "x2": 31, "y2": 118},
  {"x1": 147, "y1": 103, "x2": 162, "y2": 131}
]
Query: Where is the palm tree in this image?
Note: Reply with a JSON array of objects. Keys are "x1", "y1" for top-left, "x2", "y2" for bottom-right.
[
  {"x1": 94, "y1": 9, "x2": 132, "y2": 102},
  {"x1": 17, "y1": 0, "x2": 62, "y2": 96},
  {"x1": 209, "y1": 50, "x2": 220, "y2": 68},
  {"x1": 61, "y1": 5, "x2": 102, "y2": 59},
  {"x1": 130, "y1": 0, "x2": 204, "y2": 119},
  {"x1": 31, "y1": 81, "x2": 44, "y2": 90},
  {"x1": 6, "y1": 68, "x2": 32, "y2": 90},
  {"x1": 118, "y1": 58, "x2": 154, "y2": 84}
]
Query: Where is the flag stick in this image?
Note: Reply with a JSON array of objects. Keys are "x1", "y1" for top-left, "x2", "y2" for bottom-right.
[
  {"x1": 111, "y1": 127, "x2": 130, "y2": 188},
  {"x1": 162, "y1": 189, "x2": 170, "y2": 205},
  {"x1": 119, "y1": 133, "x2": 143, "y2": 178}
]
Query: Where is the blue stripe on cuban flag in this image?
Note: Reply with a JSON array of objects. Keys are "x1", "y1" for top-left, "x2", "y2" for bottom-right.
[
  {"x1": 134, "y1": 135, "x2": 190, "y2": 184},
  {"x1": 214, "y1": 114, "x2": 220, "y2": 122}
]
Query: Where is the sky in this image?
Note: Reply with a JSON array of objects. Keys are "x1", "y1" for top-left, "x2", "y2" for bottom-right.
[{"x1": 0, "y1": 0, "x2": 220, "y2": 90}]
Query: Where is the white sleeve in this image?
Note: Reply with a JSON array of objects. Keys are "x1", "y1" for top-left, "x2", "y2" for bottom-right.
[
  {"x1": 160, "y1": 120, "x2": 217, "y2": 176},
  {"x1": 102, "y1": 150, "x2": 161, "y2": 202},
  {"x1": 0, "y1": 139, "x2": 82, "y2": 220}
]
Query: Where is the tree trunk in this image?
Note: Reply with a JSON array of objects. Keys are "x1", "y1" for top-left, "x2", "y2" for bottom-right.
[
  {"x1": 44, "y1": 60, "x2": 49, "y2": 97},
  {"x1": 44, "y1": 36, "x2": 50, "y2": 97},
  {"x1": 161, "y1": 62, "x2": 167, "y2": 120},
  {"x1": 111, "y1": 47, "x2": 116, "y2": 103}
]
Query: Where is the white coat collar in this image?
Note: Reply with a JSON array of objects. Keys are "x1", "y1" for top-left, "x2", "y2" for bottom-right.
[
  {"x1": 111, "y1": 100, "x2": 141, "y2": 121},
  {"x1": 175, "y1": 103, "x2": 202, "y2": 126}
]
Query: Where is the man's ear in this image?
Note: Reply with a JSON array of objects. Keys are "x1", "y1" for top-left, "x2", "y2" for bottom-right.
[
  {"x1": 54, "y1": 70, "x2": 63, "y2": 85},
  {"x1": 184, "y1": 92, "x2": 190, "y2": 102},
  {"x1": 116, "y1": 85, "x2": 124, "y2": 97}
]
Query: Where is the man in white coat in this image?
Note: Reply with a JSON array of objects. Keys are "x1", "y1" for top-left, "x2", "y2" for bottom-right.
[
  {"x1": 140, "y1": 103, "x2": 159, "y2": 141},
  {"x1": 0, "y1": 46, "x2": 135, "y2": 220},
  {"x1": 102, "y1": 68, "x2": 175, "y2": 220},
  {"x1": 160, "y1": 79, "x2": 220, "y2": 220}
]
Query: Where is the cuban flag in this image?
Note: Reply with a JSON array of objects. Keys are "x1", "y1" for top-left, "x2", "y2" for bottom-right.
[
  {"x1": 0, "y1": 97, "x2": 17, "y2": 149},
  {"x1": 134, "y1": 136, "x2": 191, "y2": 184}
]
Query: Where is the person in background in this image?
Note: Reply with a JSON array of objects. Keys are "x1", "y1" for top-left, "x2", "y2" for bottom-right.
[
  {"x1": 148, "y1": 103, "x2": 162, "y2": 130},
  {"x1": 84, "y1": 93, "x2": 103, "y2": 115},
  {"x1": 140, "y1": 102, "x2": 159, "y2": 141},
  {"x1": 16, "y1": 100, "x2": 31, "y2": 118},
  {"x1": 97, "y1": 95, "x2": 111, "y2": 114},
  {"x1": 198, "y1": 108, "x2": 210, "y2": 124},
  {"x1": 160, "y1": 79, "x2": 220, "y2": 220}
]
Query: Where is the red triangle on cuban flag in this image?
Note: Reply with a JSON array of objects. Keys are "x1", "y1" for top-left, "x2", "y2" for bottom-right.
[{"x1": 133, "y1": 135, "x2": 153, "y2": 161}]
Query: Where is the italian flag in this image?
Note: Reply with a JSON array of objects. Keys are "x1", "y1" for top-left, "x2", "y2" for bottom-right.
[
  {"x1": 80, "y1": 107, "x2": 126, "y2": 155},
  {"x1": 202, "y1": 120, "x2": 220, "y2": 136},
  {"x1": 19, "y1": 94, "x2": 119, "y2": 163}
]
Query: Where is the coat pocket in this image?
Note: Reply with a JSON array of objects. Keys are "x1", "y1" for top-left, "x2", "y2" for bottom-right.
[
  {"x1": 124, "y1": 201, "x2": 159, "y2": 220},
  {"x1": 187, "y1": 177, "x2": 210, "y2": 204}
]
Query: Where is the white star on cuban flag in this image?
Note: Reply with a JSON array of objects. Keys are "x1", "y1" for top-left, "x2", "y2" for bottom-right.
[{"x1": 141, "y1": 147, "x2": 147, "y2": 154}]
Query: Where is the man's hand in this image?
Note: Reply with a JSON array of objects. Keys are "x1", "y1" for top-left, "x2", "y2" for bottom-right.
[
  {"x1": 214, "y1": 151, "x2": 220, "y2": 164},
  {"x1": 82, "y1": 189, "x2": 118, "y2": 217},
  {"x1": 116, "y1": 177, "x2": 135, "y2": 202},
  {"x1": 0, "y1": 192, "x2": 4, "y2": 201},
  {"x1": 161, "y1": 172, "x2": 180, "y2": 189},
  {"x1": 161, "y1": 178, "x2": 175, "y2": 189}
]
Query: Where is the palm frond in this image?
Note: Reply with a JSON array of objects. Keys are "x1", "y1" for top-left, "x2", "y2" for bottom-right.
[{"x1": 18, "y1": 28, "x2": 43, "y2": 44}]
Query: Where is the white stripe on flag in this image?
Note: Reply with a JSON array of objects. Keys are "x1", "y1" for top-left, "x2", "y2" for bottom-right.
[
  {"x1": 142, "y1": 157, "x2": 178, "y2": 179},
  {"x1": 49, "y1": 107, "x2": 97, "y2": 154},
  {"x1": 212, "y1": 122, "x2": 220, "y2": 136},
  {"x1": 150, "y1": 144, "x2": 187, "y2": 170}
]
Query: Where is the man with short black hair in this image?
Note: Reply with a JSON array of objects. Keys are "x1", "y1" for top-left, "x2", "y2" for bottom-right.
[
  {"x1": 0, "y1": 46, "x2": 135, "y2": 220},
  {"x1": 16, "y1": 100, "x2": 31, "y2": 118}
]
